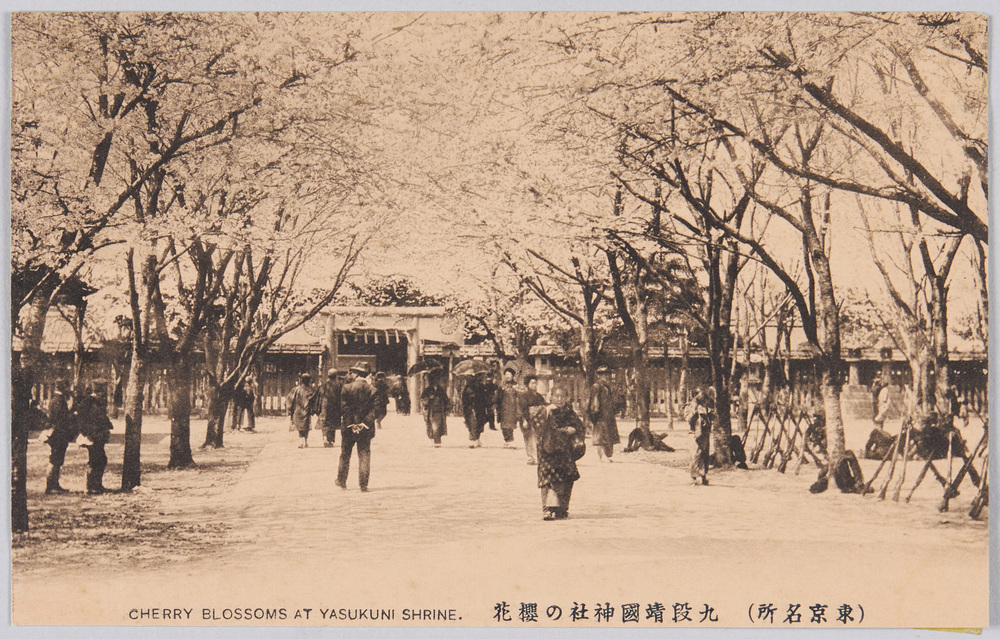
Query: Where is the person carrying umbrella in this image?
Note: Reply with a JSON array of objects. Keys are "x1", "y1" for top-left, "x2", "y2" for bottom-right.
[
  {"x1": 462, "y1": 370, "x2": 492, "y2": 448},
  {"x1": 420, "y1": 368, "x2": 450, "y2": 446}
]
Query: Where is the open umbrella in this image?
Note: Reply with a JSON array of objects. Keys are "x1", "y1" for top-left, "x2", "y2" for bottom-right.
[
  {"x1": 451, "y1": 359, "x2": 492, "y2": 377},
  {"x1": 407, "y1": 358, "x2": 441, "y2": 375},
  {"x1": 502, "y1": 359, "x2": 535, "y2": 379}
]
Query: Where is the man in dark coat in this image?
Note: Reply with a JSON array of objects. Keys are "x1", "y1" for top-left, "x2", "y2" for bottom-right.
[
  {"x1": 337, "y1": 362, "x2": 377, "y2": 491},
  {"x1": 318, "y1": 368, "x2": 344, "y2": 448},
  {"x1": 44, "y1": 381, "x2": 76, "y2": 494},
  {"x1": 587, "y1": 366, "x2": 621, "y2": 462},
  {"x1": 76, "y1": 389, "x2": 113, "y2": 495}
]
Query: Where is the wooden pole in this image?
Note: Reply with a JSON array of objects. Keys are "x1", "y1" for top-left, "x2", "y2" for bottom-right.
[
  {"x1": 939, "y1": 430, "x2": 988, "y2": 512},
  {"x1": 863, "y1": 441, "x2": 897, "y2": 497},
  {"x1": 904, "y1": 459, "x2": 934, "y2": 502},
  {"x1": 891, "y1": 423, "x2": 912, "y2": 502},
  {"x1": 877, "y1": 420, "x2": 907, "y2": 500}
]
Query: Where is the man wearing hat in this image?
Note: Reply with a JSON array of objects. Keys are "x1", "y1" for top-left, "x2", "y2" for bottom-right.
[
  {"x1": 75, "y1": 387, "x2": 114, "y2": 494},
  {"x1": 337, "y1": 361, "x2": 377, "y2": 491},
  {"x1": 587, "y1": 366, "x2": 621, "y2": 462},
  {"x1": 287, "y1": 372, "x2": 316, "y2": 448},
  {"x1": 317, "y1": 368, "x2": 345, "y2": 448},
  {"x1": 44, "y1": 380, "x2": 76, "y2": 494}
]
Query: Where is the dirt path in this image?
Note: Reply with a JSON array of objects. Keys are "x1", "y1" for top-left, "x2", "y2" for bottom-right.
[{"x1": 12, "y1": 412, "x2": 988, "y2": 627}]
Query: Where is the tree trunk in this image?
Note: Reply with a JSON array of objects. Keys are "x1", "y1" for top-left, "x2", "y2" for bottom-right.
[
  {"x1": 202, "y1": 384, "x2": 231, "y2": 449},
  {"x1": 11, "y1": 360, "x2": 32, "y2": 533},
  {"x1": 632, "y1": 286, "x2": 652, "y2": 447},
  {"x1": 931, "y1": 275, "x2": 951, "y2": 409},
  {"x1": 678, "y1": 329, "x2": 690, "y2": 408},
  {"x1": 820, "y1": 366, "x2": 846, "y2": 465},
  {"x1": 12, "y1": 284, "x2": 57, "y2": 531},
  {"x1": 708, "y1": 327, "x2": 734, "y2": 466},
  {"x1": 166, "y1": 358, "x2": 196, "y2": 469},
  {"x1": 580, "y1": 318, "x2": 597, "y2": 390},
  {"x1": 813, "y1": 252, "x2": 846, "y2": 471},
  {"x1": 120, "y1": 346, "x2": 146, "y2": 490}
]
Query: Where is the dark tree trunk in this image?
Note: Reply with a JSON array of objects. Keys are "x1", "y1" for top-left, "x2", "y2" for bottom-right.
[
  {"x1": 11, "y1": 361, "x2": 33, "y2": 533},
  {"x1": 202, "y1": 384, "x2": 233, "y2": 449},
  {"x1": 12, "y1": 280, "x2": 58, "y2": 532},
  {"x1": 167, "y1": 358, "x2": 196, "y2": 469}
]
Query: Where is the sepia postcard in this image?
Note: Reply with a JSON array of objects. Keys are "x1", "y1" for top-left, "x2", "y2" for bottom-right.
[{"x1": 7, "y1": 8, "x2": 993, "y2": 631}]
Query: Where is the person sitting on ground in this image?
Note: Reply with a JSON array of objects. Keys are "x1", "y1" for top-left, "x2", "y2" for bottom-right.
[{"x1": 622, "y1": 427, "x2": 675, "y2": 453}]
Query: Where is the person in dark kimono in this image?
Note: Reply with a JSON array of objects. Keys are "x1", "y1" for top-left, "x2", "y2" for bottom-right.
[
  {"x1": 496, "y1": 369, "x2": 522, "y2": 449},
  {"x1": 44, "y1": 381, "x2": 76, "y2": 494},
  {"x1": 535, "y1": 387, "x2": 583, "y2": 520},
  {"x1": 318, "y1": 368, "x2": 344, "y2": 448},
  {"x1": 373, "y1": 371, "x2": 390, "y2": 429},
  {"x1": 233, "y1": 373, "x2": 258, "y2": 432},
  {"x1": 338, "y1": 362, "x2": 377, "y2": 491},
  {"x1": 286, "y1": 373, "x2": 316, "y2": 448},
  {"x1": 390, "y1": 375, "x2": 411, "y2": 415},
  {"x1": 482, "y1": 374, "x2": 499, "y2": 432},
  {"x1": 587, "y1": 366, "x2": 621, "y2": 462},
  {"x1": 462, "y1": 372, "x2": 491, "y2": 448},
  {"x1": 689, "y1": 388, "x2": 714, "y2": 486},
  {"x1": 420, "y1": 369, "x2": 450, "y2": 446}
]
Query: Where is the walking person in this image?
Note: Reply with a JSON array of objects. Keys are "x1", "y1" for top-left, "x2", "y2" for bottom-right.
[
  {"x1": 535, "y1": 387, "x2": 583, "y2": 520},
  {"x1": 420, "y1": 369, "x2": 450, "y2": 446},
  {"x1": 587, "y1": 366, "x2": 621, "y2": 462},
  {"x1": 521, "y1": 375, "x2": 546, "y2": 465},
  {"x1": 76, "y1": 388, "x2": 113, "y2": 495},
  {"x1": 44, "y1": 381, "x2": 76, "y2": 494},
  {"x1": 496, "y1": 369, "x2": 522, "y2": 449},
  {"x1": 287, "y1": 373, "x2": 316, "y2": 448},
  {"x1": 318, "y1": 368, "x2": 344, "y2": 448},
  {"x1": 462, "y1": 372, "x2": 491, "y2": 448},
  {"x1": 482, "y1": 373, "x2": 499, "y2": 432},
  {"x1": 390, "y1": 375, "x2": 411, "y2": 415},
  {"x1": 373, "y1": 371, "x2": 390, "y2": 429},
  {"x1": 689, "y1": 388, "x2": 714, "y2": 486},
  {"x1": 337, "y1": 362, "x2": 377, "y2": 491},
  {"x1": 234, "y1": 373, "x2": 258, "y2": 432}
]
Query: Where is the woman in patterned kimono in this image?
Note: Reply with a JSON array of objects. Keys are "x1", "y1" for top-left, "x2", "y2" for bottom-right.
[{"x1": 535, "y1": 387, "x2": 583, "y2": 521}]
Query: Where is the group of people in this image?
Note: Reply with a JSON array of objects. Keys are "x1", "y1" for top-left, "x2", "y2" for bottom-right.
[
  {"x1": 42, "y1": 381, "x2": 114, "y2": 495},
  {"x1": 285, "y1": 362, "x2": 391, "y2": 492},
  {"x1": 417, "y1": 365, "x2": 624, "y2": 520}
]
